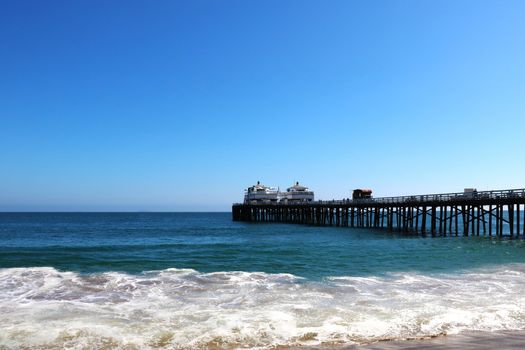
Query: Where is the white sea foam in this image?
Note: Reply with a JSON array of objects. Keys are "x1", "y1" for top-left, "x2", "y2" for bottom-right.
[{"x1": 1, "y1": 265, "x2": 525, "y2": 349}]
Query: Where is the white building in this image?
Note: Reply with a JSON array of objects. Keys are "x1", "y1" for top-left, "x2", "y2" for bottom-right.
[
  {"x1": 281, "y1": 182, "x2": 314, "y2": 203},
  {"x1": 244, "y1": 181, "x2": 279, "y2": 203}
]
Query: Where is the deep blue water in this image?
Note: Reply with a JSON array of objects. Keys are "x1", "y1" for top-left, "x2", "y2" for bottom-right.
[{"x1": 2, "y1": 212, "x2": 525, "y2": 279}]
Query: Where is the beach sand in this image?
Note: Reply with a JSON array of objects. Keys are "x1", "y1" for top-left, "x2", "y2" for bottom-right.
[{"x1": 298, "y1": 330, "x2": 525, "y2": 350}]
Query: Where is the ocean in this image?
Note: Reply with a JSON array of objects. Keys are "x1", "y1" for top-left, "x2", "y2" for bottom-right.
[{"x1": 1, "y1": 212, "x2": 525, "y2": 349}]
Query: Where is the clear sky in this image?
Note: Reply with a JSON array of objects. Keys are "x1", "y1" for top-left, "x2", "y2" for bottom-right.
[{"x1": 1, "y1": 0, "x2": 524, "y2": 211}]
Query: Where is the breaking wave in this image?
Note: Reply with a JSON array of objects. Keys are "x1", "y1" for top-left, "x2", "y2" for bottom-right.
[{"x1": 1, "y1": 265, "x2": 525, "y2": 349}]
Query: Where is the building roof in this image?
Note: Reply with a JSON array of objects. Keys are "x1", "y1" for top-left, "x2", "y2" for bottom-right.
[
  {"x1": 287, "y1": 181, "x2": 309, "y2": 192},
  {"x1": 247, "y1": 181, "x2": 273, "y2": 191},
  {"x1": 251, "y1": 181, "x2": 266, "y2": 188},
  {"x1": 353, "y1": 188, "x2": 373, "y2": 193}
]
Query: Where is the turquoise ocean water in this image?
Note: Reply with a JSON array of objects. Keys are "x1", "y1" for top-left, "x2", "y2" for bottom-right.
[{"x1": 1, "y1": 212, "x2": 525, "y2": 348}]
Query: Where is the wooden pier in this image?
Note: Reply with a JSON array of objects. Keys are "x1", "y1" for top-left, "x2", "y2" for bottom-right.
[{"x1": 232, "y1": 189, "x2": 525, "y2": 237}]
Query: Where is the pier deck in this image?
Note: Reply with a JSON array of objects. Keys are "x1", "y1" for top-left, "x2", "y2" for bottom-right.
[{"x1": 232, "y1": 188, "x2": 525, "y2": 237}]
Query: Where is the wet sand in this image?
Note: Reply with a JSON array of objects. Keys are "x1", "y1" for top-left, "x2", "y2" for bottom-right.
[{"x1": 300, "y1": 330, "x2": 525, "y2": 350}]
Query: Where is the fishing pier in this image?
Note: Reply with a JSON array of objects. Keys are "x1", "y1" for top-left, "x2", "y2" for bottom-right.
[{"x1": 232, "y1": 188, "x2": 525, "y2": 237}]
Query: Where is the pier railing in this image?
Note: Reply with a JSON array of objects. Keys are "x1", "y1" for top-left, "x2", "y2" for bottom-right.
[
  {"x1": 235, "y1": 188, "x2": 525, "y2": 206},
  {"x1": 354, "y1": 188, "x2": 525, "y2": 205}
]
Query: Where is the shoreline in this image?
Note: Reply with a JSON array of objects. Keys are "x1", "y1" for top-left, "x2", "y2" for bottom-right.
[{"x1": 295, "y1": 330, "x2": 525, "y2": 350}]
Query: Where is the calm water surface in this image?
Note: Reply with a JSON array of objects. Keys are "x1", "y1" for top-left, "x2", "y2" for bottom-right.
[{"x1": 1, "y1": 212, "x2": 525, "y2": 277}]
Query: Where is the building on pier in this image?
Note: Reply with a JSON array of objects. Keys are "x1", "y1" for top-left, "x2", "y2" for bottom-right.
[
  {"x1": 244, "y1": 181, "x2": 279, "y2": 204},
  {"x1": 281, "y1": 182, "x2": 314, "y2": 203},
  {"x1": 352, "y1": 189, "x2": 373, "y2": 200}
]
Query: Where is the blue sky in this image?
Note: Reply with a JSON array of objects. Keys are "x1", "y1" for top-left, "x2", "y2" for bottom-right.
[{"x1": 1, "y1": 0, "x2": 524, "y2": 211}]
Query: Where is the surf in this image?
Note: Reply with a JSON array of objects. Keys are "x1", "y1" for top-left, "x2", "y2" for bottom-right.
[{"x1": 1, "y1": 265, "x2": 525, "y2": 349}]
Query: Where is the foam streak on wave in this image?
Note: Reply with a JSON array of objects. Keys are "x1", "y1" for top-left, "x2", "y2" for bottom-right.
[{"x1": 1, "y1": 265, "x2": 525, "y2": 349}]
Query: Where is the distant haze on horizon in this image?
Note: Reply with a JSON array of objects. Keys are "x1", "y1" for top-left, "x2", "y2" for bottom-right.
[{"x1": 1, "y1": 0, "x2": 525, "y2": 212}]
